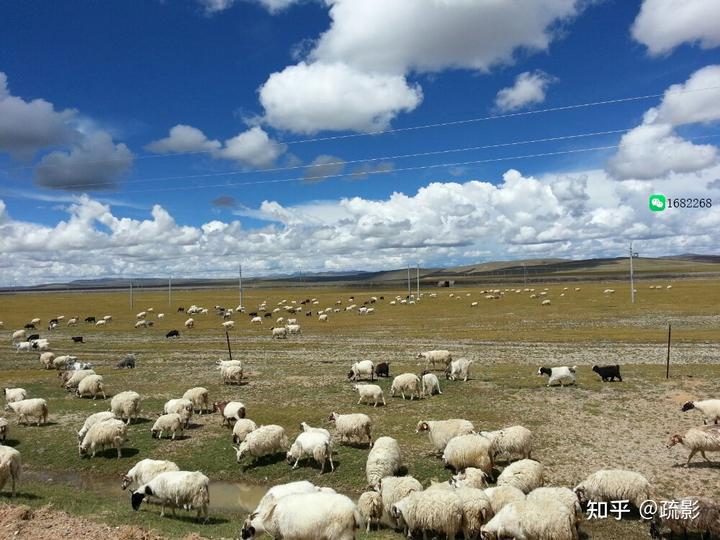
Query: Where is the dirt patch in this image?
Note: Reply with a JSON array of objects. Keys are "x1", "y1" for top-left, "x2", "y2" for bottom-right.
[
  {"x1": 666, "y1": 390, "x2": 696, "y2": 405},
  {"x1": 0, "y1": 504, "x2": 206, "y2": 540}
]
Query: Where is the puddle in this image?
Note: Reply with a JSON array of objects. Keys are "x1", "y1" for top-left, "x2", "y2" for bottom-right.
[{"x1": 23, "y1": 469, "x2": 268, "y2": 513}]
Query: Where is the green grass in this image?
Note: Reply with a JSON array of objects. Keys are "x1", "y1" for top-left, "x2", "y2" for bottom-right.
[{"x1": 1, "y1": 279, "x2": 719, "y2": 538}]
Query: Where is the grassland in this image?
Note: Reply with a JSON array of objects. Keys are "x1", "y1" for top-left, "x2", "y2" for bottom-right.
[{"x1": 0, "y1": 278, "x2": 719, "y2": 539}]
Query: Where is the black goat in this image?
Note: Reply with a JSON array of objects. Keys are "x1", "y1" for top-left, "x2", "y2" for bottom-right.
[
  {"x1": 26, "y1": 333, "x2": 40, "y2": 341},
  {"x1": 24, "y1": 323, "x2": 35, "y2": 330},
  {"x1": 375, "y1": 362, "x2": 390, "y2": 378},
  {"x1": 71, "y1": 336, "x2": 85, "y2": 343},
  {"x1": 177, "y1": 307, "x2": 185, "y2": 312},
  {"x1": 84, "y1": 316, "x2": 96, "y2": 323},
  {"x1": 165, "y1": 329, "x2": 180, "y2": 339},
  {"x1": 592, "y1": 364, "x2": 622, "y2": 382}
]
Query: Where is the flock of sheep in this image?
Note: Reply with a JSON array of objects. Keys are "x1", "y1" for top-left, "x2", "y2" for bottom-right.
[{"x1": 1, "y1": 285, "x2": 719, "y2": 540}]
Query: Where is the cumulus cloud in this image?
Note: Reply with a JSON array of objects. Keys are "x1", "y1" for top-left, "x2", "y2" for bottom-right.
[
  {"x1": 303, "y1": 155, "x2": 345, "y2": 182},
  {"x1": 145, "y1": 124, "x2": 221, "y2": 154},
  {"x1": 259, "y1": 62, "x2": 422, "y2": 134},
  {"x1": 35, "y1": 131, "x2": 134, "y2": 191},
  {"x1": 0, "y1": 71, "x2": 77, "y2": 160},
  {"x1": 3, "y1": 165, "x2": 719, "y2": 284},
  {"x1": 258, "y1": 0, "x2": 580, "y2": 133},
  {"x1": 632, "y1": 0, "x2": 720, "y2": 55},
  {"x1": 494, "y1": 70, "x2": 556, "y2": 112},
  {"x1": 655, "y1": 65, "x2": 720, "y2": 126}
]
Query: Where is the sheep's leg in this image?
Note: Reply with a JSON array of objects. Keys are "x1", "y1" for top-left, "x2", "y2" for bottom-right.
[
  {"x1": 382, "y1": 397, "x2": 386, "y2": 406},
  {"x1": 11, "y1": 475, "x2": 16, "y2": 497},
  {"x1": 293, "y1": 457, "x2": 300, "y2": 469},
  {"x1": 357, "y1": 398, "x2": 363, "y2": 405},
  {"x1": 701, "y1": 450, "x2": 710, "y2": 462},
  {"x1": 686, "y1": 449, "x2": 697, "y2": 466}
]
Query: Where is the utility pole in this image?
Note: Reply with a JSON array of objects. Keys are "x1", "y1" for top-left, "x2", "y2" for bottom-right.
[
  {"x1": 629, "y1": 242, "x2": 639, "y2": 303},
  {"x1": 238, "y1": 264, "x2": 243, "y2": 309}
]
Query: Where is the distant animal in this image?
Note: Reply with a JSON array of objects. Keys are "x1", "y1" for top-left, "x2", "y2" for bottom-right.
[
  {"x1": 49, "y1": 318, "x2": 59, "y2": 325},
  {"x1": 165, "y1": 330, "x2": 180, "y2": 339},
  {"x1": 306, "y1": 311, "x2": 312, "y2": 317},
  {"x1": 71, "y1": 336, "x2": 85, "y2": 343},
  {"x1": 375, "y1": 362, "x2": 390, "y2": 378},
  {"x1": 592, "y1": 365, "x2": 622, "y2": 382},
  {"x1": 248, "y1": 312, "x2": 258, "y2": 317},
  {"x1": 26, "y1": 334, "x2": 40, "y2": 342},
  {"x1": 84, "y1": 316, "x2": 96, "y2": 323},
  {"x1": 116, "y1": 355, "x2": 136, "y2": 369},
  {"x1": 264, "y1": 313, "x2": 272, "y2": 318},
  {"x1": 177, "y1": 307, "x2": 185, "y2": 312},
  {"x1": 24, "y1": 323, "x2": 35, "y2": 330}
]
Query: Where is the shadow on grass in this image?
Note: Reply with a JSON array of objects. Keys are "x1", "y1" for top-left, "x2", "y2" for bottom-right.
[
  {"x1": 6, "y1": 492, "x2": 43, "y2": 501},
  {"x1": 672, "y1": 461, "x2": 720, "y2": 469},
  {"x1": 242, "y1": 453, "x2": 287, "y2": 471},
  {"x1": 128, "y1": 417, "x2": 152, "y2": 425},
  {"x1": 1, "y1": 438, "x2": 21, "y2": 447},
  {"x1": 86, "y1": 447, "x2": 140, "y2": 459},
  {"x1": 138, "y1": 508, "x2": 229, "y2": 525},
  {"x1": 19, "y1": 421, "x2": 59, "y2": 428}
]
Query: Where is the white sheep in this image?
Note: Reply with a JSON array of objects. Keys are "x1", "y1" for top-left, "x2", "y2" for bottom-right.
[
  {"x1": 11, "y1": 330, "x2": 25, "y2": 343},
  {"x1": 77, "y1": 411, "x2": 116, "y2": 442},
  {"x1": 271, "y1": 326, "x2": 288, "y2": 339},
  {"x1": 76, "y1": 374, "x2": 106, "y2": 400},
  {"x1": 527, "y1": 486, "x2": 582, "y2": 525},
  {"x1": 184, "y1": 318, "x2": 195, "y2": 329},
  {"x1": 377, "y1": 475, "x2": 423, "y2": 527},
  {"x1": 134, "y1": 320, "x2": 149, "y2": 329},
  {"x1": 151, "y1": 413, "x2": 185, "y2": 440},
  {"x1": 496, "y1": 458, "x2": 544, "y2": 494},
  {"x1": 329, "y1": 412, "x2": 372, "y2": 446},
  {"x1": 537, "y1": 365, "x2": 577, "y2": 387},
  {"x1": 157, "y1": 313, "x2": 164, "y2": 319},
  {"x1": 136, "y1": 311, "x2": 147, "y2": 319},
  {"x1": 95, "y1": 319, "x2": 107, "y2": 327},
  {"x1": 391, "y1": 489, "x2": 463, "y2": 539},
  {"x1": 63, "y1": 369, "x2": 95, "y2": 391},
  {"x1": 15, "y1": 341, "x2": 32, "y2": 353},
  {"x1": 242, "y1": 491, "x2": 359, "y2": 540},
  {"x1": 67, "y1": 317, "x2": 78, "y2": 326},
  {"x1": 234, "y1": 424, "x2": 288, "y2": 466},
  {"x1": 4, "y1": 388, "x2": 27, "y2": 404},
  {"x1": 0, "y1": 445, "x2": 22, "y2": 497},
  {"x1": 52, "y1": 354, "x2": 77, "y2": 370},
  {"x1": 482, "y1": 484, "x2": 526, "y2": 514},
  {"x1": 79, "y1": 418, "x2": 127, "y2": 458},
  {"x1": 131, "y1": 470, "x2": 210, "y2": 523},
  {"x1": 286, "y1": 430, "x2": 334, "y2": 474},
  {"x1": 286, "y1": 323, "x2": 301, "y2": 334},
  {"x1": 300, "y1": 421, "x2": 331, "y2": 438},
  {"x1": 454, "y1": 486, "x2": 495, "y2": 539},
  {"x1": 480, "y1": 425, "x2": 533, "y2": 461},
  {"x1": 421, "y1": 372, "x2": 442, "y2": 396},
  {"x1": 39, "y1": 351, "x2": 56, "y2": 369},
  {"x1": 682, "y1": 399, "x2": 720, "y2": 424},
  {"x1": 276, "y1": 317, "x2": 285, "y2": 324},
  {"x1": 110, "y1": 390, "x2": 141, "y2": 425},
  {"x1": 668, "y1": 425, "x2": 720, "y2": 466},
  {"x1": 287, "y1": 318, "x2": 298, "y2": 325},
  {"x1": 247, "y1": 480, "x2": 331, "y2": 531},
  {"x1": 232, "y1": 419, "x2": 258, "y2": 444},
  {"x1": 357, "y1": 491, "x2": 383, "y2": 532},
  {"x1": 222, "y1": 320, "x2": 235, "y2": 330},
  {"x1": 353, "y1": 384, "x2": 385, "y2": 407},
  {"x1": 251, "y1": 316, "x2": 263, "y2": 324},
  {"x1": 416, "y1": 419, "x2": 475, "y2": 453},
  {"x1": 390, "y1": 373, "x2": 422, "y2": 400},
  {"x1": 452, "y1": 467, "x2": 490, "y2": 489},
  {"x1": 445, "y1": 358, "x2": 473, "y2": 381},
  {"x1": 182, "y1": 387, "x2": 209, "y2": 415},
  {"x1": 347, "y1": 360, "x2": 375, "y2": 381},
  {"x1": 122, "y1": 459, "x2": 180, "y2": 490},
  {"x1": 216, "y1": 401, "x2": 246, "y2": 425},
  {"x1": 318, "y1": 314, "x2": 329, "y2": 322},
  {"x1": 366, "y1": 436, "x2": 402, "y2": 488},
  {"x1": 442, "y1": 433, "x2": 494, "y2": 473},
  {"x1": 480, "y1": 498, "x2": 576, "y2": 540},
  {"x1": 573, "y1": 469, "x2": 652, "y2": 510},
  {"x1": 541, "y1": 299, "x2": 552, "y2": 306},
  {"x1": 4, "y1": 398, "x2": 48, "y2": 426},
  {"x1": 416, "y1": 349, "x2": 453, "y2": 370},
  {"x1": 163, "y1": 398, "x2": 193, "y2": 427},
  {"x1": 221, "y1": 364, "x2": 244, "y2": 385}
]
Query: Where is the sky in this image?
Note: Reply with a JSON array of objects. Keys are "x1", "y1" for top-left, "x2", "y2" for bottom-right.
[{"x1": 1, "y1": 0, "x2": 720, "y2": 284}]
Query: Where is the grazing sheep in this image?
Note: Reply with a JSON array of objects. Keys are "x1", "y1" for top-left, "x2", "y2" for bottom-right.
[
  {"x1": 183, "y1": 387, "x2": 209, "y2": 415},
  {"x1": 134, "y1": 320, "x2": 149, "y2": 329},
  {"x1": 391, "y1": 489, "x2": 463, "y2": 540},
  {"x1": 537, "y1": 365, "x2": 577, "y2": 387},
  {"x1": 11, "y1": 330, "x2": 25, "y2": 343},
  {"x1": 4, "y1": 388, "x2": 27, "y2": 404},
  {"x1": 480, "y1": 425, "x2": 533, "y2": 462},
  {"x1": 251, "y1": 316, "x2": 263, "y2": 324},
  {"x1": 287, "y1": 318, "x2": 298, "y2": 325},
  {"x1": 234, "y1": 425, "x2": 288, "y2": 466},
  {"x1": 52, "y1": 354, "x2": 77, "y2": 370},
  {"x1": 603, "y1": 288, "x2": 615, "y2": 294},
  {"x1": 15, "y1": 341, "x2": 32, "y2": 353},
  {"x1": 0, "y1": 445, "x2": 22, "y2": 497},
  {"x1": 165, "y1": 330, "x2": 180, "y2": 339},
  {"x1": 39, "y1": 351, "x2": 56, "y2": 369},
  {"x1": 318, "y1": 314, "x2": 329, "y2": 322},
  {"x1": 573, "y1": 469, "x2": 652, "y2": 510},
  {"x1": 480, "y1": 498, "x2": 576, "y2": 540},
  {"x1": 353, "y1": 384, "x2": 385, "y2": 407},
  {"x1": 442, "y1": 433, "x2": 494, "y2": 474},
  {"x1": 76, "y1": 374, "x2": 106, "y2": 400},
  {"x1": 95, "y1": 319, "x2": 107, "y2": 327},
  {"x1": 445, "y1": 358, "x2": 473, "y2": 381},
  {"x1": 79, "y1": 418, "x2": 127, "y2": 458},
  {"x1": 416, "y1": 419, "x2": 475, "y2": 454},
  {"x1": 151, "y1": 413, "x2": 185, "y2": 440},
  {"x1": 247, "y1": 480, "x2": 331, "y2": 532},
  {"x1": 110, "y1": 391, "x2": 141, "y2": 425},
  {"x1": 390, "y1": 373, "x2": 422, "y2": 400},
  {"x1": 416, "y1": 349, "x2": 453, "y2": 370},
  {"x1": 667, "y1": 425, "x2": 720, "y2": 466},
  {"x1": 0, "y1": 418, "x2": 8, "y2": 442},
  {"x1": 163, "y1": 398, "x2": 193, "y2": 427},
  {"x1": 286, "y1": 430, "x2": 334, "y2": 474},
  {"x1": 77, "y1": 411, "x2": 116, "y2": 442},
  {"x1": 222, "y1": 320, "x2": 235, "y2": 330},
  {"x1": 482, "y1": 485, "x2": 526, "y2": 514},
  {"x1": 377, "y1": 475, "x2": 423, "y2": 527},
  {"x1": 286, "y1": 323, "x2": 302, "y2": 335},
  {"x1": 375, "y1": 362, "x2": 390, "y2": 378},
  {"x1": 650, "y1": 496, "x2": 720, "y2": 540},
  {"x1": 592, "y1": 364, "x2": 623, "y2": 382},
  {"x1": 270, "y1": 326, "x2": 287, "y2": 339},
  {"x1": 67, "y1": 318, "x2": 78, "y2": 327},
  {"x1": 358, "y1": 491, "x2": 383, "y2": 532},
  {"x1": 221, "y1": 364, "x2": 244, "y2": 385},
  {"x1": 131, "y1": 470, "x2": 210, "y2": 523},
  {"x1": 300, "y1": 421, "x2": 331, "y2": 438},
  {"x1": 682, "y1": 399, "x2": 720, "y2": 424},
  {"x1": 366, "y1": 436, "x2": 402, "y2": 488},
  {"x1": 527, "y1": 486, "x2": 582, "y2": 527},
  {"x1": 496, "y1": 458, "x2": 544, "y2": 494},
  {"x1": 184, "y1": 318, "x2": 195, "y2": 329},
  {"x1": 241, "y1": 491, "x2": 359, "y2": 540},
  {"x1": 116, "y1": 354, "x2": 136, "y2": 369},
  {"x1": 329, "y1": 412, "x2": 372, "y2": 446},
  {"x1": 63, "y1": 369, "x2": 96, "y2": 391},
  {"x1": 452, "y1": 467, "x2": 490, "y2": 489},
  {"x1": 421, "y1": 371, "x2": 442, "y2": 396},
  {"x1": 454, "y1": 486, "x2": 495, "y2": 539},
  {"x1": 4, "y1": 398, "x2": 48, "y2": 426},
  {"x1": 214, "y1": 400, "x2": 246, "y2": 425},
  {"x1": 347, "y1": 360, "x2": 375, "y2": 382},
  {"x1": 232, "y1": 419, "x2": 258, "y2": 444}
]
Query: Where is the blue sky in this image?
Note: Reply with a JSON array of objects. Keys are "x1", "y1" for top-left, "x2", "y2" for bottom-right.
[{"x1": 1, "y1": 0, "x2": 719, "y2": 283}]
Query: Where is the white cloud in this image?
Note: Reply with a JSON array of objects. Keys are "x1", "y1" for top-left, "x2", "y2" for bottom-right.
[
  {"x1": 0, "y1": 71, "x2": 77, "y2": 160},
  {"x1": 259, "y1": 61, "x2": 422, "y2": 134},
  {"x1": 35, "y1": 131, "x2": 134, "y2": 191},
  {"x1": 197, "y1": 0, "x2": 300, "y2": 15},
  {"x1": 632, "y1": 0, "x2": 720, "y2": 55},
  {"x1": 258, "y1": 0, "x2": 580, "y2": 133},
  {"x1": 494, "y1": 70, "x2": 555, "y2": 112},
  {"x1": 145, "y1": 124, "x2": 221, "y2": 153},
  {"x1": 3, "y1": 165, "x2": 719, "y2": 284},
  {"x1": 655, "y1": 65, "x2": 720, "y2": 126}
]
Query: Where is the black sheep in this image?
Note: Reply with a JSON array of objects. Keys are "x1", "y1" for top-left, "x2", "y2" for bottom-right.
[
  {"x1": 165, "y1": 330, "x2": 180, "y2": 339},
  {"x1": 26, "y1": 333, "x2": 40, "y2": 341},
  {"x1": 24, "y1": 323, "x2": 35, "y2": 330},
  {"x1": 84, "y1": 316, "x2": 96, "y2": 323},
  {"x1": 375, "y1": 362, "x2": 390, "y2": 378},
  {"x1": 116, "y1": 354, "x2": 136, "y2": 369},
  {"x1": 71, "y1": 336, "x2": 85, "y2": 343},
  {"x1": 177, "y1": 307, "x2": 185, "y2": 312},
  {"x1": 592, "y1": 364, "x2": 622, "y2": 382}
]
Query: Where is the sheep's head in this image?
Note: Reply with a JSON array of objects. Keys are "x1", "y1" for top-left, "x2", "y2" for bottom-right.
[
  {"x1": 78, "y1": 442, "x2": 88, "y2": 457},
  {"x1": 573, "y1": 487, "x2": 588, "y2": 509},
  {"x1": 681, "y1": 401, "x2": 695, "y2": 412},
  {"x1": 233, "y1": 444, "x2": 247, "y2": 463},
  {"x1": 389, "y1": 504, "x2": 402, "y2": 520},
  {"x1": 213, "y1": 401, "x2": 228, "y2": 414},
  {"x1": 667, "y1": 435, "x2": 683, "y2": 448},
  {"x1": 480, "y1": 529, "x2": 498, "y2": 540},
  {"x1": 415, "y1": 353, "x2": 424, "y2": 359},
  {"x1": 240, "y1": 526, "x2": 256, "y2": 539},
  {"x1": 121, "y1": 475, "x2": 132, "y2": 490},
  {"x1": 131, "y1": 487, "x2": 152, "y2": 510},
  {"x1": 327, "y1": 412, "x2": 338, "y2": 423},
  {"x1": 415, "y1": 421, "x2": 429, "y2": 433},
  {"x1": 3, "y1": 403, "x2": 12, "y2": 412},
  {"x1": 346, "y1": 370, "x2": 355, "y2": 380},
  {"x1": 537, "y1": 367, "x2": 551, "y2": 377}
]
